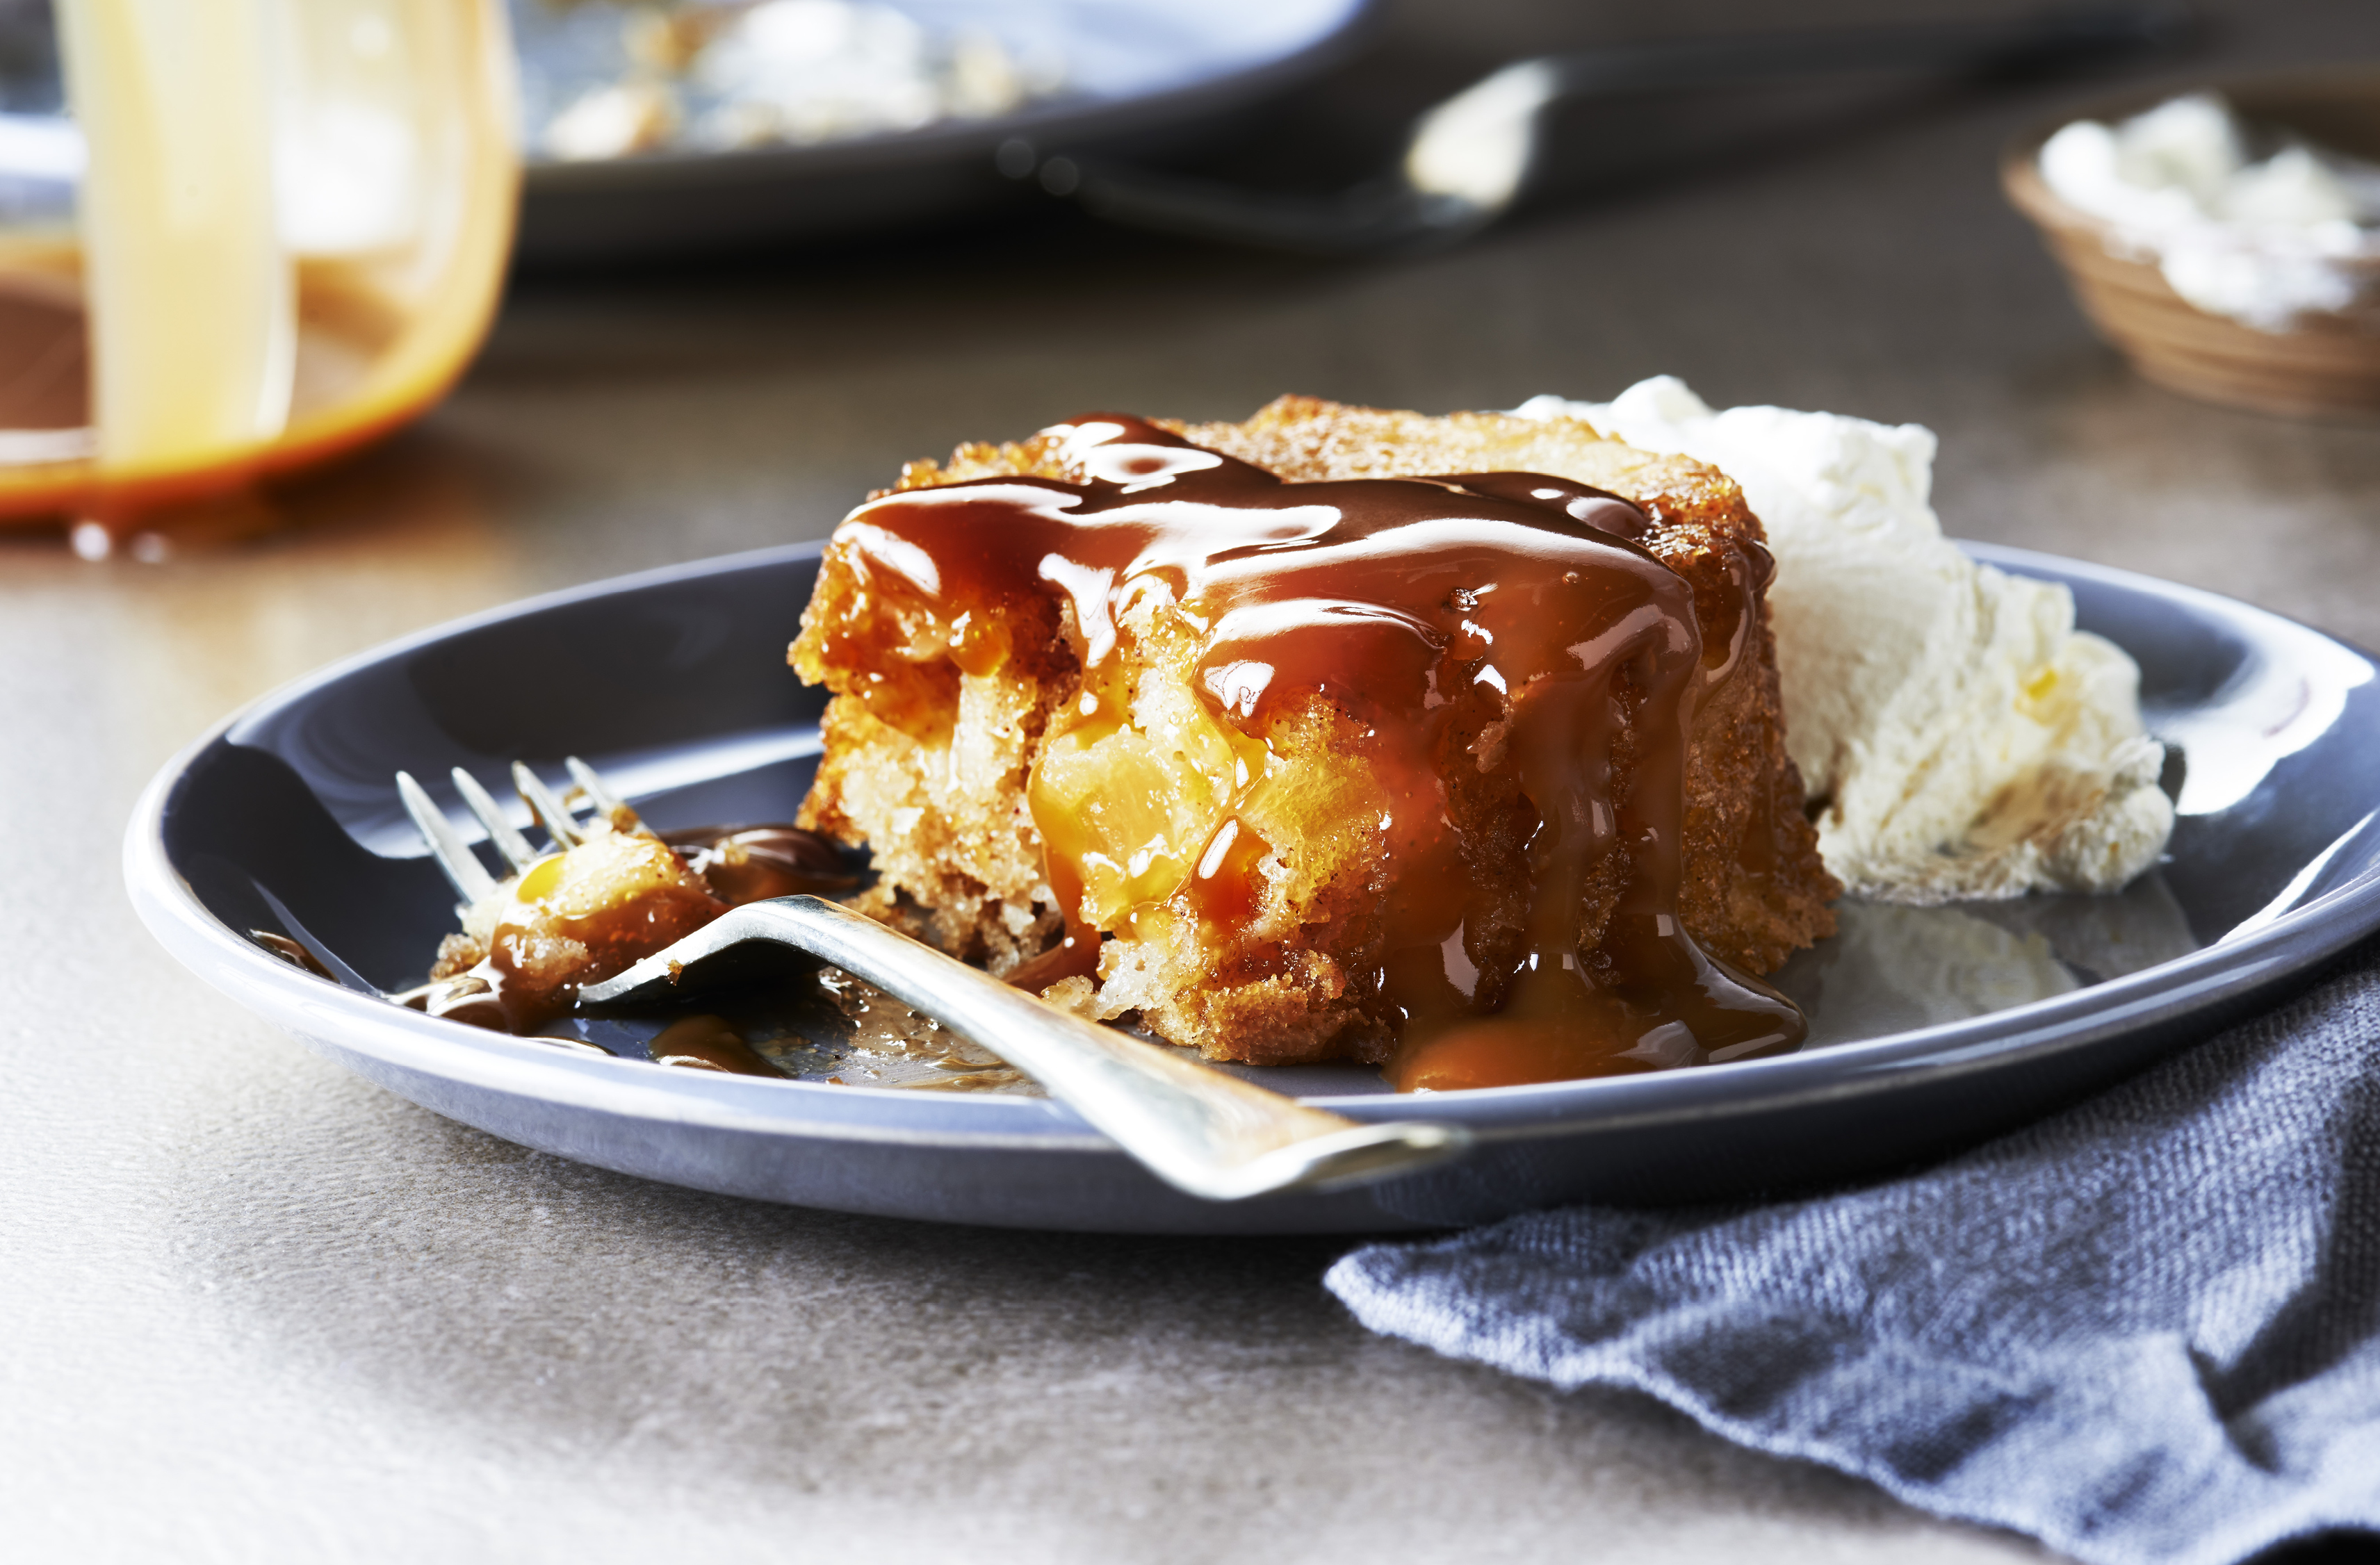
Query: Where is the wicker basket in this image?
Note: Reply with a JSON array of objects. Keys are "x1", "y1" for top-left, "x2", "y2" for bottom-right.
[{"x1": 2002, "y1": 69, "x2": 2380, "y2": 418}]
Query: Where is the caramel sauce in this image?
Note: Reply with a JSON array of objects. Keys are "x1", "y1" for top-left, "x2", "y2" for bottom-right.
[
  {"x1": 659, "y1": 824, "x2": 858, "y2": 906},
  {"x1": 811, "y1": 967, "x2": 1030, "y2": 1090},
  {"x1": 250, "y1": 929, "x2": 334, "y2": 981},
  {"x1": 1183, "y1": 814, "x2": 1272, "y2": 929},
  {"x1": 473, "y1": 869, "x2": 722, "y2": 1035},
  {"x1": 822, "y1": 416, "x2": 1805, "y2": 1089},
  {"x1": 1002, "y1": 927, "x2": 1100, "y2": 992},
  {"x1": 429, "y1": 822, "x2": 846, "y2": 1036},
  {"x1": 422, "y1": 973, "x2": 507, "y2": 1031},
  {"x1": 646, "y1": 1013, "x2": 789, "y2": 1077}
]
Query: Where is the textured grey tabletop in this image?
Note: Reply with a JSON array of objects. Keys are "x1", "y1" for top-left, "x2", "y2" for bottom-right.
[{"x1": 8, "y1": 2, "x2": 2379, "y2": 1560}]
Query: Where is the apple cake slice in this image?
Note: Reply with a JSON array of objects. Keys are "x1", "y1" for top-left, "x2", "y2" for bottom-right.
[{"x1": 789, "y1": 397, "x2": 1838, "y2": 1090}]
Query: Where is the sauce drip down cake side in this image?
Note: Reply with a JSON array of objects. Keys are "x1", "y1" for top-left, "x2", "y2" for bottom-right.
[{"x1": 790, "y1": 398, "x2": 1840, "y2": 1090}]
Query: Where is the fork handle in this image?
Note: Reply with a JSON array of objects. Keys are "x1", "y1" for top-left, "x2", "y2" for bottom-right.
[{"x1": 595, "y1": 896, "x2": 1471, "y2": 1202}]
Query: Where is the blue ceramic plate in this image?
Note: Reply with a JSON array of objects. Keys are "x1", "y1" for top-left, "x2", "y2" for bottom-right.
[
  {"x1": 125, "y1": 542, "x2": 2380, "y2": 1233},
  {"x1": 512, "y1": 0, "x2": 1379, "y2": 263}
]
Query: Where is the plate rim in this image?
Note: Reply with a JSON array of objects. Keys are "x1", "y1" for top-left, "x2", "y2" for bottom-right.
[{"x1": 125, "y1": 539, "x2": 2380, "y2": 1151}]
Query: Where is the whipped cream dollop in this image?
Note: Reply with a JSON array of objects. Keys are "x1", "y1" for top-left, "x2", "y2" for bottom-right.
[
  {"x1": 2038, "y1": 92, "x2": 2380, "y2": 331},
  {"x1": 1517, "y1": 378, "x2": 2174, "y2": 903}
]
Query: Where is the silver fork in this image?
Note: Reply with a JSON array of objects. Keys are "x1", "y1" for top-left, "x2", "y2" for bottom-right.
[
  {"x1": 396, "y1": 755, "x2": 626, "y2": 913},
  {"x1": 394, "y1": 758, "x2": 1473, "y2": 1203}
]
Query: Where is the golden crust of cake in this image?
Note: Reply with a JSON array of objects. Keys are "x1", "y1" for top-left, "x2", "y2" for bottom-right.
[
  {"x1": 798, "y1": 398, "x2": 1839, "y2": 1065},
  {"x1": 893, "y1": 395, "x2": 1737, "y2": 529}
]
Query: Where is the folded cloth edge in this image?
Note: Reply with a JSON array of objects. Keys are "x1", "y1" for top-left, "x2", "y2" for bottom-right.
[{"x1": 1327, "y1": 941, "x2": 2380, "y2": 1565}]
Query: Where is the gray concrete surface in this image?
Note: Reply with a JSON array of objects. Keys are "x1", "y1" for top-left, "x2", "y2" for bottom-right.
[{"x1": 7, "y1": 1, "x2": 2377, "y2": 1559}]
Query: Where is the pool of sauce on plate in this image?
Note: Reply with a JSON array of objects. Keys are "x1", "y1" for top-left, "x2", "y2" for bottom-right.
[
  {"x1": 646, "y1": 1013, "x2": 789, "y2": 1077},
  {"x1": 251, "y1": 929, "x2": 335, "y2": 980},
  {"x1": 822, "y1": 416, "x2": 1804, "y2": 1089},
  {"x1": 658, "y1": 823, "x2": 857, "y2": 907}
]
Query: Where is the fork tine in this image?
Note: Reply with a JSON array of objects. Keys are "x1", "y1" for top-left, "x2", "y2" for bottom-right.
[
  {"x1": 452, "y1": 767, "x2": 539, "y2": 871},
  {"x1": 512, "y1": 762, "x2": 583, "y2": 851},
  {"x1": 396, "y1": 771, "x2": 498, "y2": 903},
  {"x1": 564, "y1": 755, "x2": 653, "y2": 837}
]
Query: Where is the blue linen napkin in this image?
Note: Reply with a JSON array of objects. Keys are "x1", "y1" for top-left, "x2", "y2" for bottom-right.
[{"x1": 1326, "y1": 946, "x2": 2380, "y2": 1565}]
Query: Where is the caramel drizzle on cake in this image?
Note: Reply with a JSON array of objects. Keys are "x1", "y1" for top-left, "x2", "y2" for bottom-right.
[{"x1": 800, "y1": 414, "x2": 1807, "y2": 1090}]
